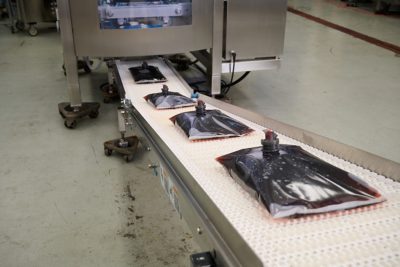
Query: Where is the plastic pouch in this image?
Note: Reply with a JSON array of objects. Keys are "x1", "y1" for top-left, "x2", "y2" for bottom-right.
[
  {"x1": 217, "y1": 130, "x2": 385, "y2": 218},
  {"x1": 170, "y1": 101, "x2": 254, "y2": 141},
  {"x1": 129, "y1": 61, "x2": 167, "y2": 84},
  {"x1": 144, "y1": 85, "x2": 196, "y2": 109}
]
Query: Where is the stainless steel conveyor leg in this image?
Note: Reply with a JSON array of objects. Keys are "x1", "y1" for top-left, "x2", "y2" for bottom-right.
[{"x1": 103, "y1": 103, "x2": 138, "y2": 163}]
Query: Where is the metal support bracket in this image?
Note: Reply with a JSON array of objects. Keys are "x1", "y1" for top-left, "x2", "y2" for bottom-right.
[{"x1": 210, "y1": 0, "x2": 224, "y2": 95}]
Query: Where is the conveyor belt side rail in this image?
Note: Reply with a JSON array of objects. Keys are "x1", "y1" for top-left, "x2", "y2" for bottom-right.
[{"x1": 114, "y1": 61, "x2": 263, "y2": 267}]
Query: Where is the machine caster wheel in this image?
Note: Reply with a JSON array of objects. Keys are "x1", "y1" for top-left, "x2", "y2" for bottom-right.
[
  {"x1": 16, "y1": 21, "x2": 24, "y2": 31},
  {"x1": 104, "y1": 148, "x2": 112, "y2": 156},
  {"x1": 104, "y1": 136, "x2": 139, "y2": 163},
  {"x1": 124, "y1": 155, "x2": 133, "y2": 163},
  {"x1": 64, "y1": 120, "x2": 77, "y2": 129},
  {"x1": 11, "y1": 26, "x2": 16, "y2": 34},
  {"x1": 28, "y1": 25, "x2": 38, "y2": 37},
  {"x1": 58, "y1": 102, "x2": 100, "y2": 129},
  {"x1": 89, "y1": 111, "x2": 99, "y2": 119}
]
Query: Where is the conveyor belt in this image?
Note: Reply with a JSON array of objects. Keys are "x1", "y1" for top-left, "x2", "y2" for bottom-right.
[{"x1": 117, "y1": 59, "x2": 400, "y2": 266}]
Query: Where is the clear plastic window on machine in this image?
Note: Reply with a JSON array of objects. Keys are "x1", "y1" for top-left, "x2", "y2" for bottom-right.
[{"x1": 98, "y1": 0, "x2": 193, "y2": 30}]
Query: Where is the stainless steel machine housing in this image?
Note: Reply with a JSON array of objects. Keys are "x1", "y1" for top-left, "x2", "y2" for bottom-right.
[
  {"x1": 58, "y1": 0, "x2": 287, "y2": 107},
  {"x1": 225, "y1": 0, "x2": 287, "y2": 60}
]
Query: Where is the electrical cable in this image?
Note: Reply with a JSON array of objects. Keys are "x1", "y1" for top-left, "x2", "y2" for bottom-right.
[
  {"x1": 223, "y1": 71, "x2": 251, "y2": 88},
  {"x1": 220, "y1": 52, "x2": 252, "y2": 96}
]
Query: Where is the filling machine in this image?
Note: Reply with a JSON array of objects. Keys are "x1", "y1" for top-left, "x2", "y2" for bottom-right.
[
  {"x1": 57, "y1": 1, "x2": 400, "y2": 266},
  {"x1": 57, "y1": 0, "x2": 287, "y2": 127}
]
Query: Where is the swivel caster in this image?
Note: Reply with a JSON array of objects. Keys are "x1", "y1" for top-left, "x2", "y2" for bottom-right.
[
  {"x1": 103, "y1": 136, "x2": 139, "y2": 163},
  {"x1": 64, "y1": 120, "x2": 77, "y2": 129},
  {"x1": 58, "y1": 102, "x2": 100, "y2": 129},
  {"x1": 28, "y1": 25, "x2": 38, "y2": 37}
]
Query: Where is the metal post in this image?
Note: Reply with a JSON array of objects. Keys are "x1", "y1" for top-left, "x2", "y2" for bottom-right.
[
  {"x1": 16, "y1": 0, "x2": 24, "y2": 25},
  {"x1": 5, "y1": 0, "x2": 13, "y2": 29},
  {"x1": 57, "y1": 0, "x2": 82, "y2": 107},
  {"x1": 210, "y1": 0, "x2": 224, "y2": 95}
]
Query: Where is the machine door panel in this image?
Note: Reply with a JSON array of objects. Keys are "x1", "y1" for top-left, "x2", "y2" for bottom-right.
[
  {"x1": 225, "y1": 0, "x2": 287, "y2": 60},
  {"x1": 69, "y1": 0, "x2": 213, "y2": 57}
]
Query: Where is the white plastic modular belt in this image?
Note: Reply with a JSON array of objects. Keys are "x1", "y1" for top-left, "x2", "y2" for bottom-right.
[{"x1": 117, "y1": 59, "x2": 400, "y2": 267}]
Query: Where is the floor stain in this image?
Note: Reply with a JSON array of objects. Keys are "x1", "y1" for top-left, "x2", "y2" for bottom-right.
[{"x1": 123, "y1": 233, "x2": 136, "y2": 239}]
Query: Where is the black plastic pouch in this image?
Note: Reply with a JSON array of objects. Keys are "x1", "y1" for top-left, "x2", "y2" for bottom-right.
[
  {"x1": 217, "y1": 130, "x2": 385, "y2": 218},
  {"x1": 170, "y1": 101, "x2": 254, "y2": 141},
  {"x1": 144, "y1": 85, "x2": 196, "y2": 109},
  {"x1": 129, "y1": 61, "x2": 167, "y2": 84}
]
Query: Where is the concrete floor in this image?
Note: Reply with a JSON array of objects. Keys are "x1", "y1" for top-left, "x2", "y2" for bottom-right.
[
  {"x1": 229, "y1": 11, "x2": 400, "y2": 164},
  {"x1": 288, "y1": 0, "x2": 400, "y2": 45},
  {"x1": 0, "y1": 26, "x2": 198, "y2": 267},
  {"x1": 0, "y1": 2, "x2": 400, "y2": 267}
]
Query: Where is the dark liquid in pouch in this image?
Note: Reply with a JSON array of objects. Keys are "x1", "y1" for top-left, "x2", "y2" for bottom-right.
[
  {"x1": 145, "y1": 92, "x2": 195, "y2": 109},
  {"x1": 171, "y1": 109, "x2": 254, "y2": 140},
  {"x1": 129, "y1": 64, "x2": 167, "y2": 84},
  {"x1": 217, "y1": 145, "x2": 384, "y2": 218}
]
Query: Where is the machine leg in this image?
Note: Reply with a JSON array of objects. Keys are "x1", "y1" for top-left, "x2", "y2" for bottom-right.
[
  {"x1": 5, "y1": 0, "x2": 17, "y2": 33},
  {"x1": 103, "y1": 107, "x2": 138, "y2": 162},
  {"x1": 58, "y1": 57, "x2": 100, "y2": 129},
  {"x1": 57, "y1": 0, "x2": 100, "y2": 129},
  {"x1": 100, "y1": 60, "x2": 120, "y2": 104},
  {"x1": 15, "y1": 20, "x2": 24, "y2": 31}
]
